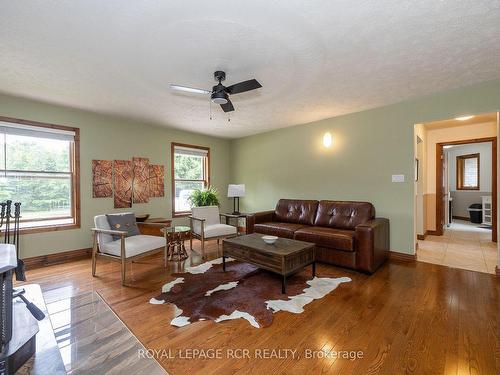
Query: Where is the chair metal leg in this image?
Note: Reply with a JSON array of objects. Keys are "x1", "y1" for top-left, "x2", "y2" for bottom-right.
[
  {"x1": 92, "y1": 252, "x2": 97, "y2": 277},
  {"x1": 120, "y1": 236, "x2": 126, "y2": 286},
  {"x1": 91, "y1": 232, "x2": 98, "y2": 277},
  {"x1": 121, "y1": 259, "x2": 126, "y2": 286}
]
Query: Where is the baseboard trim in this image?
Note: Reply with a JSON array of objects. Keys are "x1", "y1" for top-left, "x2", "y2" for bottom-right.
[
  {"x1": 389, "y1": 251, "x2": 416, "y2": 263},
  {"x1": 426, "y1": 230, "x2": 440, "y2": 236},
  {"x1": 452, "y1": 215, "x2": 470, "y2": 221},
  {"x1": 417, "y1": 234, "x2": 426, "y2": 240},
  {"x1": 496, "y1": 266, "x2": 500, "y2": 277},
  {"x1": 23, "y1": 248, "x2": 92, "y2": 270}
]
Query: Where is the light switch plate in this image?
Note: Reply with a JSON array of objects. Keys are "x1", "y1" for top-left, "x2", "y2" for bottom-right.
[{"x1": 392, "y1": 174, "x2": 405, "y2": 183}]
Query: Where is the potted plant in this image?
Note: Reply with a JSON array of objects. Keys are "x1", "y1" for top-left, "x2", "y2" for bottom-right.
[{"x1": 187, "y1": 186, "x2": 220, "y2": 207}]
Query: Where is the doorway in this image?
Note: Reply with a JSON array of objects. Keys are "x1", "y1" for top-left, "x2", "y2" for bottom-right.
[
  {"x1": 436, "y1": 137, "x2": 497, "y2": 242},
  {"x1": 414, "y1": 112, "x2": 498, "y2": 274}
]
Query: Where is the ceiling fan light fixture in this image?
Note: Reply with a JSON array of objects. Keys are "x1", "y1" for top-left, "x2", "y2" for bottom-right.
[
  {"x1": 212, "y1": 98, "x2": 228, "y2": 104},
  {"x1": 211, "y1": 90, "x2": 228, "y2": 104}
]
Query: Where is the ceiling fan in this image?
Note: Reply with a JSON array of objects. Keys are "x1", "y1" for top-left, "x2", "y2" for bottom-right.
[{"x1": 170, "y1": 71, "x2": 262, "y2": 112}]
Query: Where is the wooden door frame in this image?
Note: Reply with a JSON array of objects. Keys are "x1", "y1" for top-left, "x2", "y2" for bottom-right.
[{"x1": 435, "y1": 136, "x2": 497, "y2": 242}]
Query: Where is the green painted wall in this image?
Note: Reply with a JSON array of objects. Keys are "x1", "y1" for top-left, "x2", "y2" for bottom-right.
[
  {"x1": 230, "y1": 79, "x2": 500, "y2": 254},
  {"x1": 2, "y1": 78, "x2": 500, "y2": 259},
  {"x1": 0, "y1": 94, "x2": 232, "y2": 258}
]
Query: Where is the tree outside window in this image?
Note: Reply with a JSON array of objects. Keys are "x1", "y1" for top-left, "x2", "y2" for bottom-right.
[{"x1": 0, "y1": 118, "x2": 80, "y2": 231}]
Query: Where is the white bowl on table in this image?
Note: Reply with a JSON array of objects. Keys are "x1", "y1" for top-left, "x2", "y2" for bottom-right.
[{"x1": 262, "y1": 235, "x2": 278, "y2": 244}]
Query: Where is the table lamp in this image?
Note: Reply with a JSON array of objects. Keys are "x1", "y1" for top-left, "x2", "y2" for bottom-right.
[{"x1": 227, "y1": 184, "x2": 245, "y2": 215}]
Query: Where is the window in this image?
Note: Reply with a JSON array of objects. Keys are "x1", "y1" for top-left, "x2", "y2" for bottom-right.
[
  {"x1": 0, "y1": 117, "x2": 80, "y2": 232},
  {"x1": 456, "y1": 153, "x2": 480, "y2": 190},
  {"x1": 171, "y1": 143, "x2": 210, "y2": 216}
]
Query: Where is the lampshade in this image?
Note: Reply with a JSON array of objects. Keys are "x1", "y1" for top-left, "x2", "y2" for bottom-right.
[{"x1": 227, "y1": 184, "x2": 245, "y2": 198}]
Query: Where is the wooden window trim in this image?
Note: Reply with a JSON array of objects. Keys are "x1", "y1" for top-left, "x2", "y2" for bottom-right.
[
  {"x1": 0, "y1": 115, "x2": 81, "y2": 233},
  {"x1": 171, "y1": 142, "x2": 210, "y2": 218},
  {"x1": 456, "y1": 153, "x2": 480, "y2": 190}
]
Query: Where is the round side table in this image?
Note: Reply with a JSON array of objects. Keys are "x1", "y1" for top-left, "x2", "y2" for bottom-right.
[{"x1": 162, "y1": 226, "x2": 191, "y2": 261}]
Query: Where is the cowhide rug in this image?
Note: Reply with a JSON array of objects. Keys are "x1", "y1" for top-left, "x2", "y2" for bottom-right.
[{"x1": 150, "y1": 257, "x2": 351, "y2": 328}]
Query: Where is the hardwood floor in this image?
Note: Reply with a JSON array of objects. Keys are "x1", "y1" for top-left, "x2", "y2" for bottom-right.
[{"x1": 16, "y1": 242, "x2": 499, "y2": 375}]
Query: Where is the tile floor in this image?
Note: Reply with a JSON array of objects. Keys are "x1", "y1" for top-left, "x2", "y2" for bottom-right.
[{"x1": 417, "y1": 220, "x2": 498, "y2": 274}]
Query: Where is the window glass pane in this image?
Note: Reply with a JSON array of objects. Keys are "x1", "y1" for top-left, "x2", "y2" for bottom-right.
[
  {"x1": 5, "y1": 134, "x2": 70, "y2": 172},
  {"x1": 174, "y1": 181, "x2": 204, "y2": 212},
  {"x1": 0, "y1": 173, "x2": 72, "y2": 221},
  {"x1": 463, "y1": 157, "x2": 478, "y2": 187},
  {"x1": 174, "y1": 153, "x2": 203, "y2": 180},
  {"x1": 0, "y1": 133, "x2": 5, "y2": 169}
]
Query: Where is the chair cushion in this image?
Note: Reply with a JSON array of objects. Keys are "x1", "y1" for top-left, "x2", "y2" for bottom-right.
[
  {"x1": 314, "y1": 201, "x2": 375, "y2": 230},
  {"x1": 191, "y1": 206, "x2": 221, "y2": 235},
  {"x1": 105, "y1": 213, "x2": 140, "y2": 240},
  {"x1": 100, "y1": 235, "x2": 165, "y2": 258},
  {"x1": 204, "y1": 224, "x2": 237, "y2": 238},
  {"x1": 294, "y1": 227, "x2": 355, "y2": 252},
  {"x1": 274, "y1": 199, "x2": 319, "y2": 225},
  {"x1": 254, "y1": 222, "x2": 308, "y2": 239}
]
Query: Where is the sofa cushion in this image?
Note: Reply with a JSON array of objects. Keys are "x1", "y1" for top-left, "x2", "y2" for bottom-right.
[
  {"x1": 314, "y1": 201, "x2": 375, "y2": 230},
  {"x1": 294, "y1": 227, "x2": 355, "y2": 252},
  {"x1": 274, "y1": 199, "x2": 319, "y2": 225},
  {"x1": 254, "y1": 222, "x2": 308, "y2": 239}
]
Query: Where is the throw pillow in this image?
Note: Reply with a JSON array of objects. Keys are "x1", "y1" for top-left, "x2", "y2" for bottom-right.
[{"x1": 106, "y1": 213, "x2": 141, "y2": 240}]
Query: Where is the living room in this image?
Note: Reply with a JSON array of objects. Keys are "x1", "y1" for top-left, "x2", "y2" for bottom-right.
[{"x1": 1, "y1": 1, "x2": 499, "y2": 374}]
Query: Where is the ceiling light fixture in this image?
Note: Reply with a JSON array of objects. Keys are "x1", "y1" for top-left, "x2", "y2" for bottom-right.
[
  {"x1": 455, "y1": 115, "x2": 474, "y2": 121},
  {"x1": 211, "y1": 89, "x2": 229, "y2": 105}
]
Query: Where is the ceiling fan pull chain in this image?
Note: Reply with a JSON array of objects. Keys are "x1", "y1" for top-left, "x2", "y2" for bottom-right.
[{"x1": 209, "y1": 99, "x2": 212, "y2": 120}]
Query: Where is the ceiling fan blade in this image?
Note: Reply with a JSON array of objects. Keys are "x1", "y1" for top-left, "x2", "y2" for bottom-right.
[
  {"x1": 220, "y1": 99, "x2": 234, "y2": 112},
  {"x1": 225, "y1": 79, "x2": 262, "y2": 95},
  {"x1": 170, "y1": 84, "x2": 211, "y2": 95}
]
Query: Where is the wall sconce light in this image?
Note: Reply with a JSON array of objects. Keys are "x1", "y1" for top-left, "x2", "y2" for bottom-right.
[{"x1": 323, "y1": 132, "x2": 332, "y2": 147}]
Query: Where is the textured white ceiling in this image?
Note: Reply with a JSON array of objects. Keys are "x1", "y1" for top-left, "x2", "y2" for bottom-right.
[{"x1": 1, "y1": 1, "x2": 500, "y2": 138}]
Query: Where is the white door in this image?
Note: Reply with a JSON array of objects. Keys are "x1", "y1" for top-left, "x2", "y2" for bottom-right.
[
  {"x1": 416, "y1": 139, "x2": 424, "y2": 236},
  {"x1": 443, "y1": 151, "x2": 450, "y2": 228}
]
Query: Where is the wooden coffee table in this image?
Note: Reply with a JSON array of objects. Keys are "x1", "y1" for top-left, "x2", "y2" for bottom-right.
[{"x1": 222, "y1": 233, "x2": 316, "y2": 293}]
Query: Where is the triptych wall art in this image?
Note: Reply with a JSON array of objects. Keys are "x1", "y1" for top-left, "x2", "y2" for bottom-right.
[{"x1": 92, "y1": 158, "x2": 165, "y2": 208}]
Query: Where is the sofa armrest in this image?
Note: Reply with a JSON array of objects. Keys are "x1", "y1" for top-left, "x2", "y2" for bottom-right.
[
  {"x1": 355, "y1": 218, "x2": 390, "y2": 274},
  {"x1": 246, "y1": 210, "x2": 275, "y2": 234}
]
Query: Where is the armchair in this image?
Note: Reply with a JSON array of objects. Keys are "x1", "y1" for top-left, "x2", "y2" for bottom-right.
[
  {"x1": 189, "y1": 206, "x2": 237, "y2": 258},
  {"x1": 91, "y1": 213, "x2": 169, "y2": 285}
]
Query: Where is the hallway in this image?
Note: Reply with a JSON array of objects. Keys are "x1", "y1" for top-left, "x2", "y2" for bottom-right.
[{"x1": 417, "y1": 220, "x2": 497, "y2": 274}]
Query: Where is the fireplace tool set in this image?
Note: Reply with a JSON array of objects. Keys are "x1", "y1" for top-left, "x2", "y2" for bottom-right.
[{"x1": 0, "y1": 200, "x2": 45, "y2": 321}]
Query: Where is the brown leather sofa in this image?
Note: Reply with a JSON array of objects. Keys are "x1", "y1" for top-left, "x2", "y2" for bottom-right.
[{"x1": 246, "y1": 199, "x2": 389, "y2": 274}]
